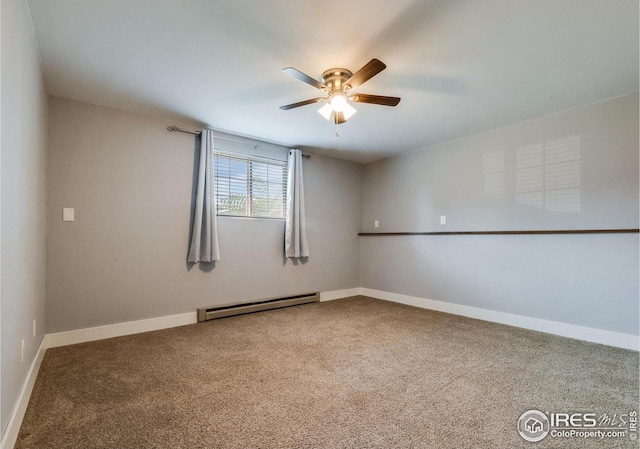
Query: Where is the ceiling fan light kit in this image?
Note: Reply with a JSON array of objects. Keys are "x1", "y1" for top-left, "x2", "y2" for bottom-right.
[
  {"x1": 317, "y1": 103, "x2": 333, "y2": 120},
  {"x1": 280, "y1": 59, "x2": 401, "y2": 131}
]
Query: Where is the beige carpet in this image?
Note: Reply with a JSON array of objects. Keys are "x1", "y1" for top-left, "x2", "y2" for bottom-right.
[{"x1": 15, "y1": 296, "x2": 639, "y2": 449}]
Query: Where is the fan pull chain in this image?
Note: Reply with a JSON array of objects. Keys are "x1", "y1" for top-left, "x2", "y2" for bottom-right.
[{"x1": 335, "y1": 122, "x2": 340, "y2": 138}]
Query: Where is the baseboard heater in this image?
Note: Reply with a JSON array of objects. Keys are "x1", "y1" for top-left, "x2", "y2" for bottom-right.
[{"x1": 197, "y1": 292, "x2": 320, "y2": 322}]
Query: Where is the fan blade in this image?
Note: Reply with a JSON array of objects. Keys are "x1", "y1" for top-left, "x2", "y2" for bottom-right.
[
  {"x1": 345, "y1": 59, "x2": 386, "y2": 90},
  {"x1": 349, "y1": 94, "x2": 401, "y2": 107},
  {"x1": 282, "y1": 67, "x2": 327, "y2": 90},
  {"x1": 279, "y1": 98, "x2": 325, "y2": 110}
]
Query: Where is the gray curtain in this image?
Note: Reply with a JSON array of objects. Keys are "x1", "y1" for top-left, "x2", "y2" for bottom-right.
[
  {"x1": 188, "y1": 129, "x2": 220, "y2": 263},
  {"x1": 285, "y1": 149, "x2": 309, "y2": 258}
]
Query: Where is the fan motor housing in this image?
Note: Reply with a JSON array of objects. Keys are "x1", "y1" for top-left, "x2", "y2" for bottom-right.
[{"x1": 321, "y1": 68, "x2": 353, "y2": 93}]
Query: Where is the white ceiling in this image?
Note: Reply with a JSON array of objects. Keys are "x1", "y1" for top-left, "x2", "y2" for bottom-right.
[{"x1": 27, "y1": 0, "x2": 638, "y2": 163}]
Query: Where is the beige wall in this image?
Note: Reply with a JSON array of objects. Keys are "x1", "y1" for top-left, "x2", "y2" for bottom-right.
[
  {"x1": 46, "y1": 97, "x2": 362, "y2": 333},
  {"x1": 1, "y1": 0, "x2": 49, "y2": 434},
  {"x1": 360, "y1": 94, "x2": 639, "y2": 335}
]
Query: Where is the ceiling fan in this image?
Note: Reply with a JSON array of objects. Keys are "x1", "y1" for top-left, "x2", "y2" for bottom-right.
[{"x1": 279, "y1": 59, "x2": 401, "y2": 125}]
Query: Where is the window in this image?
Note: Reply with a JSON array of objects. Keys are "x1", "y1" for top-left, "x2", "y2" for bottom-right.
[{"x1": 214, "y1": 153, "x2": 287, "y2": 219}]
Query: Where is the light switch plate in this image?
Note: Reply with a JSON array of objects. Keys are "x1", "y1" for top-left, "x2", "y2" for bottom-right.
[
  {"x1": 440, "y1": 215, "x2": 446, "y2": 225},
  {"x1": 63, "y1": 208, "x2": 75, "y2": 222}
]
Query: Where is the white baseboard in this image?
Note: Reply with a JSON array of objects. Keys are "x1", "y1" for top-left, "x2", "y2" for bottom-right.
[
  {"x1": 31, "y1": 289, "x2": 640, "y2": 353},
  {"x1": 320, "y1": 288, "x2": 361, "y2": 302},
  {"x1": 360, "y1": 288, "x2": 639, "y2": 351},
  {"x1": 44, "y1": 312, "x2": 198, "y2": 349},
  {"x1": 1, "y1": 338, "x2": 47, "y2": 449},
  {"x1": 45, "y1": 287, "x2": 362, "y2": 348}
]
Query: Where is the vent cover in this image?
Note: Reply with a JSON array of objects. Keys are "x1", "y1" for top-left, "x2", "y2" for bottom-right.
[{"x1": 197, "y1": 292, "x2": 319, "y2": 322}]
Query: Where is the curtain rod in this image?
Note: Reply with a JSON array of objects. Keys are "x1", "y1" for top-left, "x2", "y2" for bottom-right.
[{"x1": 167, "y1": 125, "x2": 311, "y2": 159}]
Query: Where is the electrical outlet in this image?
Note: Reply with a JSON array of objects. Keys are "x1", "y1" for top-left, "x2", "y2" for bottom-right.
[
  {"x1": 33, "y1": 319, "x2": 37, "y2": 338},
  {"x1": 440, "y1": 215, "x2": 446, "y2": 225},
  {"x1": 21, "y1": 340, "x2": 25, "y2": 362},
  {"x1": 374, "y1": 220, "x2": 379, "y2": 228}
]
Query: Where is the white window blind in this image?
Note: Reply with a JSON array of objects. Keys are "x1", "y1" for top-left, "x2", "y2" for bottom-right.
[{"x1": 214, "y1": 153, "x2": 287, "y2": 219}]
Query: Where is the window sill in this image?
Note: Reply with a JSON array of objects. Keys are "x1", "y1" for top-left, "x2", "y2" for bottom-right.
[{"x1": 217, "y1": 215, "x2": 286, "y2": 222}]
